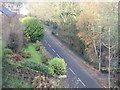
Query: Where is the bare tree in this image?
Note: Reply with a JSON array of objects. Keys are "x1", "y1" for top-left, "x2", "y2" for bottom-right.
[{"x1": 2, "y1": 14, "x2": 24, "y2": 50}]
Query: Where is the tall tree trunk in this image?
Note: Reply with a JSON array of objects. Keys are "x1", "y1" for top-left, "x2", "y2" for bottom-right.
[
  {"x1": 92, "y1": 27, "x2": 99, "y2": 66},
  {"x1": 108, "y1": 28, "x2": 111, "y2": 88},
  {"x1": 99, "y1": 26, "x2": 102, "y2": 71}
]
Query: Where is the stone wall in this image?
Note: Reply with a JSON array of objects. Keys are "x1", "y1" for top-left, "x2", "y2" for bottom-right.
[
  {"x1": 15, "y1": 66, "x2": 69, "y2": 88},
  {"x1": 3, "y1": 62, "x2": 69, "y2": 88},
  {"x1": 5, "y1": 63, "x2": 55, "y2": 83}
]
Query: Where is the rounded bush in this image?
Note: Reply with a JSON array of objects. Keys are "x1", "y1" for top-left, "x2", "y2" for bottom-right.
[
  {"x1": 21, "y1": 17, "x2": 44, "y2": 42},
  {"x1": 49, "y1": 57, "x2": 67, "y2": 75}
]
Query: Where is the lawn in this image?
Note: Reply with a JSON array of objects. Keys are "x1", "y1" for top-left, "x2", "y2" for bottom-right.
[{"x1": 24, "y1": 43, "x2": 42, "y2": 64}]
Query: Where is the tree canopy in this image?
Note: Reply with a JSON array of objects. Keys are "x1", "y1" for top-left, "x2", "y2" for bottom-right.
[{"x1": 21, "y1": 17, "x2": 44, "y2": 42}]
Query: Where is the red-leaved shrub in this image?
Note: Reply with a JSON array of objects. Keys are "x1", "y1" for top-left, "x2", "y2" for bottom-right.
[{"x1": 12, "y1": 52, "x2": 23, "y2": 61}]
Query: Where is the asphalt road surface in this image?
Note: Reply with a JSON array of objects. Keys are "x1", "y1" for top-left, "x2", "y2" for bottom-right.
[{"x1": 41, "y1": 27, "x2": 101, "y2": 88}]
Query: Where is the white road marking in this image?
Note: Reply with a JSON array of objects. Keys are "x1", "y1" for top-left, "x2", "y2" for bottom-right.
[
  {"x1": 78, "y1": 78, "x2": 86, "y2": 87},
  {"x1": 48, "y1": 44, "x2": 51, "y2": 47},
  {"x1": 57, "y1": 53, "x2": 61, "y2": 58},
  {"x1": 52, "y1": 48, "x2": 56, "y2": 52},
  {"x1": 45, "y1": 40, "x2": 47, "y2": 43},
  {"x1": 69, "y1": 68, "x2": 76, "y2": 75}
]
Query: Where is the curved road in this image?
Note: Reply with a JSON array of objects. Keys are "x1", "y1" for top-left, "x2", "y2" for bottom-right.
[{"x1": 41, "y1": 27, "x2": 101, "y2": 88}]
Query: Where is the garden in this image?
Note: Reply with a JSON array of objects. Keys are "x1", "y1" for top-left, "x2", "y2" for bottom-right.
[{"x1": 2, "y1": 16, "x2": 67, "y2": 88}]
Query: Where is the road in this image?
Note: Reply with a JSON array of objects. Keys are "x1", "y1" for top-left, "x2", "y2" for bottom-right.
[{"x1": 41, "y1": 27, "x2": 101, "y2": 88}]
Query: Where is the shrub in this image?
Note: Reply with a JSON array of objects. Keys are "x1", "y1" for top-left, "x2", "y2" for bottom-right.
[
  {"x1": 19, "y1": 61, "x2": 54, "y2": 75},
  {"x1": 3, "y1": 48, "x2": 13, "y2": 55},
  {"x1": 35, "y1": 40, "x2": 43, "y2": 51},
  {"x1": 35, "y1": 44, "x2": 41, "y2": 51},
  {"x1": 32, "y1": 75, "x2": 52, "y2": 88},
  {"x1": 20, "y1": 52, "x2": 32, "y2": 58},
  {"x1": 12, "y1": 52, "x2": 23, "y2": 61},
  {"x1": 12, "y1": 55, "x2": 22, "y2": 61},
  {"x1": 2, "y1": 15, "x2": 24, "y2": 48},
  {"x1": 49, "y1": 58, "x2": 67, "y2": 75},
  {"x1": 7, "y1": 31, "x2": 24, "y2": 51},
  {"x1": 21, "y1": 17, "x2": 44, "y2": 42},
  {"x1": 7, "y1": 41, "x2": 18, "y2": 51},
  {"x1": 5, "y1": 54, "x2": 14, "y2": 59},
  {"x1": 19, "y1": 48, "x2": 32, "y2": 58},
  {"x1": 41, "y1": 54, "x2": 51, "y2": 65}
]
